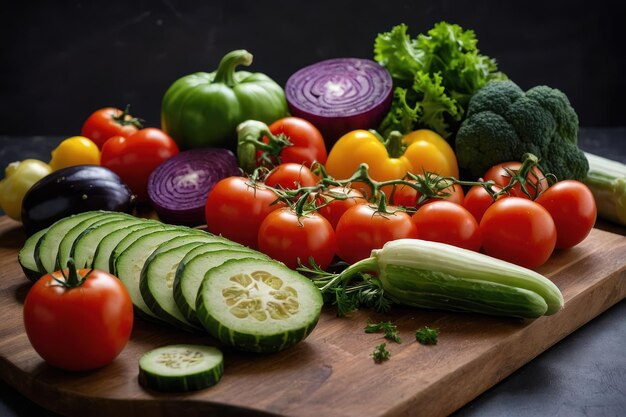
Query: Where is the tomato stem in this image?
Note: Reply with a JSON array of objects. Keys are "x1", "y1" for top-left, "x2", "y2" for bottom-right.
[
  {"x1": 236, "y1": 120, "x2": 292, "y2": 173},
  {"x1": 111, "y1": 104, "x2": 144, "y2": 129},
  {"x1": 53, "y1": 258, "x2": 90, "y2": 288}
]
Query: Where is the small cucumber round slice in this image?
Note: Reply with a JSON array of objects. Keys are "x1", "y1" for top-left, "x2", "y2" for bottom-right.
[
  {"x1": 196, "y1": 258, "x2": 323, "y2": 353},
  {"x1": 138, "y1": 344, "x2": 223, "y2": 392}
]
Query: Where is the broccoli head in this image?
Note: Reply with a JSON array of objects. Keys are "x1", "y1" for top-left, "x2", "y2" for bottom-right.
[{"x1": 455, "y1": 80, "x2": 588, "y2": 181}]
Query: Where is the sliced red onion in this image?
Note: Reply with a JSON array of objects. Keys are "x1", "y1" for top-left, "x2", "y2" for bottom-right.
[
  {"x1": 148, "y1": 149, "x2": 240, "y2": 226},
  {"x1": 285, "y1": 58, "x2": 393, "y2": 147}
]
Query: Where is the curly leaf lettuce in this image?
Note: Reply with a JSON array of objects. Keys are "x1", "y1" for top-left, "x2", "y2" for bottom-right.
[{"x1": 374, "y1": 21, "x2": 505, "y2": 139}]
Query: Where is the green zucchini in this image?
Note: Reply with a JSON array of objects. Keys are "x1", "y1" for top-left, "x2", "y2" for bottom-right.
[
  {"x1": 18, "y1": 227, "x2": 49, "y2": 281},
  {"x1": 174, "y1": 247, "x2": 268, "y2": 325},
  {"x1": 138, "y1": 344, "x2": 223, "y2": 392},
  {"x1": 196, "y1": 258, "x2": 323, "y2": 352}
]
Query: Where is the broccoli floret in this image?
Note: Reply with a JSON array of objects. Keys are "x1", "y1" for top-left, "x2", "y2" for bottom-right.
[{"x1": 456, "y1": 80, "x2": 589, "y2": 181}]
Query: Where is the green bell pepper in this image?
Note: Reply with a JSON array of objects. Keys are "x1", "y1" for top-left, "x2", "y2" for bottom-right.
[{"x1": 161, "y1": 49, "x2": 288, "y2": 150}]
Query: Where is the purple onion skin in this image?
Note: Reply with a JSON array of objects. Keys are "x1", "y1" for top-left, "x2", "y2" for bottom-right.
[
  {"x1": 285, "y1": 58, "x2": 393, "y2": 148},
  {"x1": 148, "y1": 148, "x2": 240, "y2": 226}
]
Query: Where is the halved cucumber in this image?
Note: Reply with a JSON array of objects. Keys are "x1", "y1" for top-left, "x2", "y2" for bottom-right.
[
  {"x1": 92, "y1": 221, "x2": 164, "y2": 273},
  {"x1": 138, "y1": 344, "x2": 223, "y2": 392},
  {"x1": 35, "y1": 211, "x2": 103, "y2": 273},
  {"x1": 174, "y1": 247, "x2": 268, "y2": 325},
  {"x1": 56, "y1": 212, "x2": 132, "y2": 270},
  {"x1": 196, "y1": 258, "x2": 323, "y2": 352},
  {"x1": 18, "y1": 227, "x2": 49, "y2": 281},
  {"x1": 70, "y1": 217, "x2": 148, "y2": 269}
]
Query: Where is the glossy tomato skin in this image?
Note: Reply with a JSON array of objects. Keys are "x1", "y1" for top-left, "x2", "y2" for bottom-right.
[
  {"x1": 81, "y1": 107, "x2": 140, "y2": 149},
  {"x1": 205, "y1": 177, "x2": 283, "y2": 248},
  {"x1": 480, "y1": 197, "x2": 557, "y2": 269},
  {"x1": 335, "y1": 204, "x2": 419, "y2": 264},
  {"x1": 463, "y1": 185, "x2": 502, "y2": 223},
  {"x1": 23, "y1": 269, "x2": 133, "y2": 371},
  {"x1": 412, "y1": 201, "x2": 481, "y2": 251},
  {"x1": 264, "y1": 117, "x2": 327, "y2": 166},
  {"x1": 483, "y1": 161, "x2": 548, "y2": 199},
  {"x1": 392, "y1": 180, "x2": 464, "y2": 209},
  {"x1": 317, "y1": 186, "x2": 366, "y2": 229},
  {"x1": 264, "y1": 163, "x2": 319, "y2": 190},
  {"x1": 258, "y1": 208, "x2": 337, "y2": 269},
  {"x1": 536, "y1": 180, "x2": 597, "y2": 248},
  {"x1": 100, "y1": 128, "x2": 179, "y2": 201}
]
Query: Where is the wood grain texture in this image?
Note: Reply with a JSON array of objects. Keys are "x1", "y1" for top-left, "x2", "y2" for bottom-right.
[{"x1": 0, "y1": 215, "x2": 624, "y2": 417}]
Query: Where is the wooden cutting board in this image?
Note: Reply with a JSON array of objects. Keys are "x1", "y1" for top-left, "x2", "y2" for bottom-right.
[{"x1": 0, "y1": 215, "x2": 624, "y2": 417}]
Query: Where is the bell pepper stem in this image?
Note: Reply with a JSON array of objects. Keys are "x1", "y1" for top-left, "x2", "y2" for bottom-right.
[
  {"x1": 383, "y1": 131, "x2": 405, "y2": 158},
  {"x1": 213, "y1": 50, "x2": 253, "y2": 87}
]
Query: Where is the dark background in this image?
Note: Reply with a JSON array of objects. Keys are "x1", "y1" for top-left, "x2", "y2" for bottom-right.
[{"x1": 1, "y1": 0, "x2": 625, "y2": 136}]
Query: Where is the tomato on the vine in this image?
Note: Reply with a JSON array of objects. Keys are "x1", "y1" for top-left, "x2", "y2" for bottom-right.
[
  {"x1": 480, "y1": 197, "x2": 557, "y2": 269},
  {"x1": 100, "y1": 128, "x2": 179, "y2": 201},
  {"x1": 317, "y1": 186, "x2": 366, "y2": 229},
  {"x1": 463, "y1": 184, "x2": 502, "y2": 223},
  {"x1": 412, "y1": 201, "x2": 481, "y2": 251},
  {"x1": 262, "y1": 117, "x2": 327, "y2": 167},
  {"x1": 536, "y1": 180, "x2": 597, "y2": 248},
  {"x1": 483, "y1": 161, "x2": 548, "y2": 199},
  {"x1": 264, "y1": 163, "x2": 319, "y2": 190},
  {"x1": 205, "y1": 177, "x2": 283, "y2": 248},
  {"x1": 258, "y1": 208, "x2": 336, "y2": 270},
  {"x1": 391, "y1": 180, "x2": 464, "y2": 208},
  {"x1": 81, "y1": 107, "x2": 143, "y2": 149},
  {"x1": 335, "y1": 204, "x2": 419, "y2": 264},
  {"x1": 23, "y1": 263, "x2": 133, "y2": 371}
]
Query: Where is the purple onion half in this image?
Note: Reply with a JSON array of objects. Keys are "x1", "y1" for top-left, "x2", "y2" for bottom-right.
[
  {"x1": 285, "y1": 58, "x2": 393, "y2": 147},
  {"x1": 148, "y1": 148, "x2": 240, "y2": 226}
]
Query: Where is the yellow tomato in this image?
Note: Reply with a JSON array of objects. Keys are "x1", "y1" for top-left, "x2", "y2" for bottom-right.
[
  {"x1": 0, "y1": 159, "x2": 52, "y2": 221},
  {"x1": 49, "y1": 136, "x2": 101, "y2": 171}
]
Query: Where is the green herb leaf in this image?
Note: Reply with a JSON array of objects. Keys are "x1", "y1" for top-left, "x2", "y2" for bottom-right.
[
  {"x1": 364, "y1": 320, "x2": 402, "y2": 343},
  {"x1": 415, "y1": 326, "x2": 439, "y2": 345},
  {"x1": 371, "y1": 343, "x2": 391, "y2": 363}
]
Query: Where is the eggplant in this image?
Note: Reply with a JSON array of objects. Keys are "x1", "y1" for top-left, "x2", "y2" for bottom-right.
[{"x1": 21, "y1": 165, "x2": 135, "y2": 235}]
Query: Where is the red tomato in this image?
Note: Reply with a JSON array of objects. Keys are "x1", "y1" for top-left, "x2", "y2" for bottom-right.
[
  {"x1": 23, "y1": 267, "x2": 133, "y2": 371},
  {"x1": 483, "y1": 161, "x2": 548, "y2": 199},
  {"x1": 100, "y1": 128, "x2": 179, "y2": 201},
  {"x1": 317, "y1": 186, "x2": 366, "y2": 229},
  {"x1": 536, "y1": 180, "x2": 597, "y2": 248},
  {"x1": 258, "y1": 208, "x2": 337, "y2": 269},
  {"x1": 335, "y1": 204, "x2": 419, "y2": 264},
  {"x1": 81, "y1": 107, "x2": 142, "y2": 149},
  {"x1": 205, "y1": 177, "x2": 283, "y2": 248},
  {"x1": 480, "y1": 197, "x2": 557, "y2": 269},
  {"x1": 463, "y1": 185, "x2": 502, "y2": 223},
  {"x1": 261, "y1": 117, "x2": 327, "y2": 167},
  {"x1": 264, "y1": 163, "x2": 319, "y2": 190},
  {"x1": 412, "y1": 201, "x2": 481, "y2": 251},
  {"x1": 392, "y1": 180, "x2": 464, "y2": 208}
]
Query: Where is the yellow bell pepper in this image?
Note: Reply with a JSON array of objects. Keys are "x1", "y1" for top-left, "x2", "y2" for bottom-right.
[
  {"x1": 0, "y1": 159, "x2": 52, "y2": 221},
  {"x1": 49, "y1": 136, "x2": 101, "y2": 171},
  {"x1": 325, "y1": 129, "x2": 459, "y2": 182}
]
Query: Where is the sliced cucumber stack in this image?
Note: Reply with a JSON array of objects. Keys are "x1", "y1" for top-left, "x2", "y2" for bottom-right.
[
  {"x1": 138, "y1": 344, "x2": 223, "y2": 392},
  {"x1": 196, "y1": 258, "x2": 323, "y2": 352},
  {"x1": 18, "y1": 227, "x2": 48, "y2": 281}
]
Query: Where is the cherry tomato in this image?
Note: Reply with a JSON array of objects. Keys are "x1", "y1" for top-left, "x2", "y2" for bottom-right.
[
  {"x1": 412, "y1": 201, "x2": 481, "y2": 251},
  {"x1": 536, "y1": 180, "x2": 597, "y2": 248},
  {"x1": 480, "y1": 197, "x2": 557, "y2": 269},
  {"x1": 264, "y1": 163, "x2": 319, "y2": 190},
  {"x1": 100, "y1": 128, "x2": 179, "y2": 201},
  {"x1": 463, "y1": 185, "x2": 502, "y2": 223},
  {"x1": 317, "y1": 186, "x2": 366, "y2": 229},
  {"x1": 335, "y1": 204, "x2": 419, "y2": 264},
  {"x1": 81, "y1": 107, "x2": 142, "y2": 149},
  {"x1": 392, "y1": 180, "x2": 464, "y2": 208},
  {"x1": 205, "y1": 177, "x2": 283, "y2": 248},
  {"x1": 261, "y1": 117, "x2": 327, "y2": 167},
  {"x1": 23, "y1": 266, "x2": 133, "y2": 371},
  {"x1": 483, "y1": 161, "x2": 548, "y2": 199},
  {"x1": 258, "y1": 208, "x2": 336, "y2": 269}
]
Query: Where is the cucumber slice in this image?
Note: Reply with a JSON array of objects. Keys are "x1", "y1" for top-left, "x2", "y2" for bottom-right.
[
  {"x1": 140, "y1": 241, "x2": 207, "y2": 331},
  {"x1": 36, "y1": 211, "x2": 104, "y2": 273},
  {"x1": 18, "y1": 227, "x2": 49, "y2": 281},
  {"x1": 92, "y1": 221, "x2": 163, "y2": 273},
  {"x1": 115, "y1": 228, "x2": 202, "y2": 320},
  {"x1": 174, "y1": 247, "x2": 268, "y2": 325},
  {"x1": 56, "y1": 212, "x2": 132, "y2": 270},
  {"x1": 71, "y1": 217, "x2": 147, "y2": 269},
  {"x1": 138, "y1": 344, "x2": 223, "y2": 392},
  {"x1": 196, "y1": 258, "x2": 323, "y2": 352}
]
